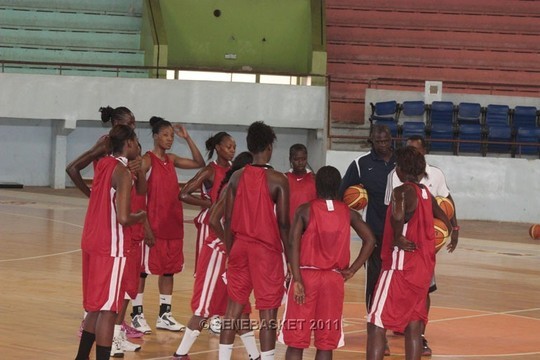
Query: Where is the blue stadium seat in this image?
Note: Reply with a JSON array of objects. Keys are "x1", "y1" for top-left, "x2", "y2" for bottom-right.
[
  {"x1": 429, "y1": 101, "x2": 454, "y2": 126},
  {"x1": 402, "y1": 121, "x2": 426, "y2": 144},
  {"x1": 457, "y1": 102, "x2": 482, "y2": 125},
  {"x1": 369, "y1": 100, "x2": 399, "y2": 137},
  {"x1": 400, "y1": 100, "x2": 425, "y2": 123},
  {"x1": 429, "y1": 123, "x2": 454, "y2": 152},
  {"x1": 487, "y1": 125, "x2": 512, "y2": 153},
  {"x1": 485, "y1": 104, "x2": 510, "y2": 127},
  {"x1": 513, "y1": 106, "x2": 538, "y2": 130},
  {"x1": 515, "y1": 127, "x2": 540, "y2": 155},
  {"x1": 458, "y1": 124, "x2": 483, "y2": 154}
]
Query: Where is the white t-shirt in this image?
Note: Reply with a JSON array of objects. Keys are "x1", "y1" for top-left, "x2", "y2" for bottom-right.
[{"x1": 384, "y1": 163, "x2": 450, "y2": 205}]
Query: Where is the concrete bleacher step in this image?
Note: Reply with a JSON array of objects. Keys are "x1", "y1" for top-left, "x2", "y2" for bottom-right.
[
  {"x1": 2, "y1": 65, "x2": 149, "y2": 78},
  {"x1": 0, "y1": 0, "x2": 142, "y2": 15},
  {"x1": 326, "y1": 8, "x2": 540, "y2": 35},
  {"x1": 329, "y1": 122, "x2": 371, "y2": 151},
  {"x1": 1, "y1": 27, "x2": 141, "y2": 51},
  {"x1": 327, "y1": 27, "x2": 540, "y2": 54},
  {"x1": 0, "y1": 8, "x2": 141, "y2": 32},
  {"x1": 0, "y1": 44, "x2": 144, "y2": 66}
]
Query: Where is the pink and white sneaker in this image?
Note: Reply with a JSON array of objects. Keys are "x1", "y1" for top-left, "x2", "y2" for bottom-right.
[{"x1": 122, "y1": 321, "x2": 145, "y2": 338}]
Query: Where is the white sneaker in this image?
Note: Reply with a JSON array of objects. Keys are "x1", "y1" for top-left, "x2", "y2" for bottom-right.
[
  {"x1": 110, "y1": 336, "x2": 124, "y2": 358},
  {"x1": 131, "y1": 313, "x2": 152, "y2": 334},
  {"x1": 120, "y1": 330, "x2": 141, "y2": 352},
  {"x1": 156, "y1": 312, "x2": 186, "y2": 332},
  {"x1": 110, "y1": 330, "x2": 141, "y2": 357},
  {"x1": 208, "y1": 315, "x2": 222, "y2": 334}
]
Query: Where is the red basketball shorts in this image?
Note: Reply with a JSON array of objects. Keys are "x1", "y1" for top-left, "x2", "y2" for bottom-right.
[
  {"x1": 191, "y1": 244, "x2": 251, "y2": 317},
  {"x1": 280, "y1": 269, "x2": 345, "y2": 350},
  {"x1": 367, "y1": 269, "x2": 429, "y2": 333},
  {"x1": 122, "y1": 240, "x2": 142, "y2": 300},
  {"x1": 82, "y1": 251, "x2": 126, "y2": 312},
  {"x1": 143, "y1": 237, "x2": 184, "y2": 275},
  {"x1": 227, "y1": 237, "x2": 286, "y2": 310}
]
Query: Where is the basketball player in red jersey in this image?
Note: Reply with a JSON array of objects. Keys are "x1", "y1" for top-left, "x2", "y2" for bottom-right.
[
  {"x1": 286, "y1": 144, "x2": 317, "y2": 223},
  {"x1": 219, "y1": 121, "x2": 290, "y2": 360},
  {"x1": 75, "y1": 125, "x2": 150, "y2": 360},
  {"x1": 281, "y1": 166, "x2": 376, "y2": 360},
  {"x1": 172, "y1": 152, "x2": 260, "y2": 360},
  {"x1": 132, "y1": 117, "x2": 205, "y2": 334},
  {"x1": 180, "y1": 132, "x2": 236, "y2": 271},
  {"x1": 67, "y1": 106, "x2": 149, "y2": 352},
  {"x1": 366, "y1": 146, "x2": 452, "y2": 360}
]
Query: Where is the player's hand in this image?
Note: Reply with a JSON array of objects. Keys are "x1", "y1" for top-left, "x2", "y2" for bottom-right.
[
  {"x1": 293, "y1": 281, "x2": 305, "y2": 305},
  {"x1": 339, "y1": 267, "x2": 355, "y2": 282},
  {"x1": 447, "y1": 230, "x2": 458, "y2": 253},
  {"x1": 128, "y1": 157, "x2": 142, "y2": 173},
  {"x1": 173, "y1": 124, "x2": 188, "y2": 139},
  {"x1": 395, "y1": 235, "x2": 416, "y2": 252},
  {"x1": 144, "y1": 227, "x2": 155, "y2": 247}
]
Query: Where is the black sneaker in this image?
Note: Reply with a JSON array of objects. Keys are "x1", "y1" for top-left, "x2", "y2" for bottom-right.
[{"x1": 422, "y1": 336, "x2": 432, "y2": 357}]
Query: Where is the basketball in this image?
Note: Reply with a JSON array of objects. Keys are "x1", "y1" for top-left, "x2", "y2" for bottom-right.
[
  {"x1": 343, "y1": 184, "x2": 368, "y2": 210},
  {"x1": 433, "y1": 218, "x2": 449, "y2": 252},
  {"x1": 529, "y1": 224, "x2": 540, "y2": 240},
  {"x1": 436, "y1": 196, "x2": 454, "y2": 219}
]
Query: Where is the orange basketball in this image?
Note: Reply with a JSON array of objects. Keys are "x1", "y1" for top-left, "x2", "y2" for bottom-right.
[
  {"x1": 529, "y1": 224, "x2": 540, "y2": 240},
  {"x1": 433, "y1": 218, "x2": 449, "y2": 252},
  {"x1": 436, "y1": 196, "x2": 454, "y2": 220},
  {"x1": 343, "y1": 184, "x2": 368, "y2": 211}
]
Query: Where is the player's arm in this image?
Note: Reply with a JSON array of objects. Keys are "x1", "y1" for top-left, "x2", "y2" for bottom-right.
[
  {"x1": 341, "y1": 210, "x2": 377, "y2": 281},
  {"x1": 223, "y1": 171, "x2": 240, "y2": 254},
  {"x1": 209, "y1": 189, "x2": 226, "y2": 241},
  {"x1": 338, "y1": 160, "x2": 361, "y2": 199},
  {"x1": 391, "y1": 185, "x2": 416, "y2": 251},
  {"x1": 290, "y1": 203, "x2": 309, "y2": 305},
  {"x1": 113, "y1": 165, "x2": 146, "y2": 226},
  {"x1": 142, "y1": 217, "x2": 155, "y2": 247},
  {"x1": 272, "y1": 171, "x2": 291, "y2": 261},
  {"x1": 179, "y1": 165, "x2": 213, "y2": 208},
  {"x1": 446, "y1": 194, "x2": 459, "y2": 252},
  {"x1": 65, "y1": 137, "x2": 109, "y2": 197},
  {"x1": 170, "y1": 125, "x2": 206, "y2": 169},
  {"x1": 132, "y1": 155, "x2": 147, "y2": 195}
]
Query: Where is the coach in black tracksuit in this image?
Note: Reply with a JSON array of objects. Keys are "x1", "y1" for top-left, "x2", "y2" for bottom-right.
[{"x1": 339, "y1": 125, "x2": 396, "y2": 311}]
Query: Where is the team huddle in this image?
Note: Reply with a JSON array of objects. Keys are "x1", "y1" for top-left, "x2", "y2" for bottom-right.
[{"x1": 71, "y1": 106, "x2": 459, "y2": 360}]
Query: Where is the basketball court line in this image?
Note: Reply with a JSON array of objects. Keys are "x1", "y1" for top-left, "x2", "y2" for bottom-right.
[{"x1": 0, "y1": 209, "x2": 83, "y2": 263}]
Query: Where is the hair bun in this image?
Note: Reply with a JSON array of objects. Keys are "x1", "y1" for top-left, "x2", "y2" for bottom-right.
[
  {"x1": 99, "y1": 106, "x2": 114, "y2": 123},
  {"x1": 149, "y1": 116, "x2": 165, "y2": 127}
]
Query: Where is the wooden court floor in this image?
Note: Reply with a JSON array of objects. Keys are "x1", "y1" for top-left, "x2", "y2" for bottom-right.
[{"x1": 0, "y1": 187, "x2": 539, "y2": 360}]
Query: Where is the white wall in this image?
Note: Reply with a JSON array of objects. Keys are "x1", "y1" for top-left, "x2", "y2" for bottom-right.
[
  {"x1": 0, "y1": 73, "x2": 326, "y2": 186},
  {"x1": 327, "y1": 150, "x2": 540, "y2": 223}
]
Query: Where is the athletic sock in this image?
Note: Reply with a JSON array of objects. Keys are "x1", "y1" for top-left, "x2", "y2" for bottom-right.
[
  {"x1": 132, "y1": 293, "x2": 144, "y2": 317},
  {"x1": 159, "y1": 294, "x2": 172, "y2": 316},
  {"x1": 240, "y1": 331, "x2": 260, "y2": 360},
  {"x1": 96, "y1": 344, "x2": 112, "y2": 360},
  {"x1": 175, "y1": 328, "x2": 200, "y2": 355},
  {"x1": 219, "y1": 343, "x2": 234, "y2": 360},
  {"x1": 113, "y1": 324, "x2": 121, "y2": 338},
  {"x1": 260, "y1": 349, "x2": 275, "y2": 360},
  {"x1": 75, "y1": 330, "x2": 95, "y2": 360}
]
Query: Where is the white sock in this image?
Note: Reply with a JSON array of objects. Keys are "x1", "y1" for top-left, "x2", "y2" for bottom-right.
[
  {"x1": 159, "y1": 294, "x2": 172, "y2": 305},
  {"x1": 240, "y1": 331, "x2": 260, "y2": 360},
  {"x1": 175, "y1": 328, "x2": 200, "y2": 355},
  {"x1": 114, "y1": 324, "x2": 122, "y2": 338},
  {"x1": 260, "y1": 349, "x2": 275, "y2": 360},
  {"x1": 219, "y1": 343, "x2": 234, "y2": 360},
  {"x1": 132, "y1": 293, "x2": 144, "y2": 307}
]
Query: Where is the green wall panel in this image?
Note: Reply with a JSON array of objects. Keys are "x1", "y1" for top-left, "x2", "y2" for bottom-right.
[{"x1": 159, "y1": 0, "x2": 313, "y2": 74}]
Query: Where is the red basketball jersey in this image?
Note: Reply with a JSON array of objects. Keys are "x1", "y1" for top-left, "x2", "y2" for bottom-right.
[
  {"x1": 231, "y1": 165, "x2": 282, "y2": 252},
  {"x1": 195, "y1": 161, "x2": 231, "y2": 226},
  {"x1": 146, "y1": 151, "x2": 184, "y2": 240},
  {"x1": 81, "y1": 156, "x2": 130, "y2": 257},
  {"x1": 287, "y1": 171, "x2": 317, "y2": 223},
  {"x1": 381, "y1": 183, "x2": 436, "y2": 289},
  {"x1": 300, "y1": 199, "x2": 351, "y2": 270}
]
